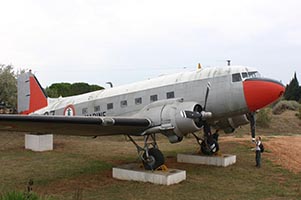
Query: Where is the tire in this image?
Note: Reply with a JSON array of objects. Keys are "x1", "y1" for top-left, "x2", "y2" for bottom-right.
[
  {"x1": 142, "y1": 148, "x2": 165, "y2": 170},
  {"x1": 201, "y1": 139, "x2": 219, "y2": 156}
]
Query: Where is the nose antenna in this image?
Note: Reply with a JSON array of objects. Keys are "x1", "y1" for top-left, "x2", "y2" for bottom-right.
[{"x1": 227, "y1": 60, "x2": 231, "y2": 66}]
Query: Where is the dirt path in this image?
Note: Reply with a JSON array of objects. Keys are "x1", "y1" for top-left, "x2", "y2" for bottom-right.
[
  {"x1": 221, "y1": 135, "x2": 301, "y2": 173},
  {"x1": 264, "y1": 136, "x2": 301, "y2": 173}
]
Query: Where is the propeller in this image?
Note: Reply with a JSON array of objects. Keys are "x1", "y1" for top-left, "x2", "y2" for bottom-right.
[
  {"x1": 203, "y1": 82, "x2": 211, "y2": 111},
  {"x1": 181, "y1": 110, "x2": 212, "y2": 120},
  {"x1": 249, "y1": 112, "x2": 256, "y2": 142},
  {"x1": 181, "y1": 82, "x2": 218, "y2": 155},
  {"x1": 181, "y1": 82, "x2": 212, "y2": 121}
]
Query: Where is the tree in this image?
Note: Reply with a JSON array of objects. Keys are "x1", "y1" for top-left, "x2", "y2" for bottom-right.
[
  {"x1": 70, "y1": 82, "x2": 91, "y2": 96},
  {"x1": 0, "y1": 65, "x2": 17, "y2": 111},
  {"x1": 45, "y1": 82, "x2": 103, "y2": 98},
  {"x1": 299, "y1": 87, "x2": 301, "y2": 103},
  {"x1": 46, "y1": 83, "x2": 72, "y2": 97},
  {"x1": 284, "y1": 72, "x2": 300, "y2": 102}
]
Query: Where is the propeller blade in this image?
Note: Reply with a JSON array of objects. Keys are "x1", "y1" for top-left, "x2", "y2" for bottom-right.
[
  {"x1": 181, "y1": 110, "x2": 212, "y2": 120},
  {"x1": 249, "y1": 113, "x2": 256, "y2": 141},
  {"x1": 203, "y1": 82, "x2": 211, "y2": 110}
]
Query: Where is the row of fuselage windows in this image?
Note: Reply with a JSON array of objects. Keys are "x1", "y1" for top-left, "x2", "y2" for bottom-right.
[{"x1": 82, "y1": 91, "x2": 175, "y2": 114}]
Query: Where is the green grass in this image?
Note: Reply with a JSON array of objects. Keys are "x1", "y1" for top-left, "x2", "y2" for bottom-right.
[
  {"x1": 0, "y1": 191, "x2": 54, "y2": 200},
  {"x1": 1, "y1": 133, "x2": 301, "y2": 200},
  {"x1": 0, "y1": 149, "x2": 112, "y2": 192}
]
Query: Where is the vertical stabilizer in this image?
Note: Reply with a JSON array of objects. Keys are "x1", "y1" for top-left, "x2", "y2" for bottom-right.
[{"x1": 18, "y1": 71, "x2": 48, "y2": 114}]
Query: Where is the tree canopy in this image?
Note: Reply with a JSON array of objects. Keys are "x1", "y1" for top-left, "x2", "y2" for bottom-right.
[
  {"x1": 45, "y1": 82, "x2": 103, "y2": 98},
  {"x1": 0, "y1": 65, "x2": 17, "y2": 111},
  {"x1": 0, "y1": 64, "x2": 104, "y2": 111},
  {"x1": 284, "y1": 72, "x2": 301, "y2": 102}
]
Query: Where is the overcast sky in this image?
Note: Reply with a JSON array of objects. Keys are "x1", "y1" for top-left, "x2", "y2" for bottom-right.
[{"x1": 0, "y1": 0, "x2": 300, "y2": 87}]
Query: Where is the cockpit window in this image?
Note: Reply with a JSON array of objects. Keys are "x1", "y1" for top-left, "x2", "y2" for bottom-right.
[
  {"x1": 240, "y1": 71, "x2": 261, "y2": 80},
  {"x1": 242, "y1": 72, "x2": 248, "y2": 78},
  {"x1": 232, "y1": 73, "x2": 242, "y2": 82},
  {"x1": 248, "y1": 71, "x2": 261, "y2": 78}
]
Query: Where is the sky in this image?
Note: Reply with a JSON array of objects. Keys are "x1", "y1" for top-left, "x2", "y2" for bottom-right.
[{"x1": 0, "y1": 0, "x2": 300, "y2": 87}]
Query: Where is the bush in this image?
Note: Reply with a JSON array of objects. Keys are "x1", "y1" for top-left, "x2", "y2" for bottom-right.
[
  {"x1": 256, "y1": 108, "x2": 272, "y2": 128},
  {"x1": 272, "y1": 100, "x2": 301, "y2": 115}
]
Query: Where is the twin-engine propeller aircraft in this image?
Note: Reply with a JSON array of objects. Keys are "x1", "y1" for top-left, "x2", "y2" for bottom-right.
[{"x1": 0, "y1": 66, "x2": 285, "y2": 170}]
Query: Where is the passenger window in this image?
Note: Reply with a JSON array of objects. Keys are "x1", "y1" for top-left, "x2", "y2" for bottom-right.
[
  {"x1": 82, "y1": 108, "x2": 88, "y2": 115},
  {"x1": 135, "y1": 97, "x2": 142, "y2": 105},
  {"x1": 94, "y1": 105, "x2": 100, "y2": 112},
  {"x1": 232, "y1": 73, "x2": 242, "y2": 82},
  {"x1": 150, "y1": 95, "x2": 158, "y2": 102},
  {"x1": 107, "y1": 103, "x2": 113, "y2": 110},
  {"x1": 120, "y1": 100, "x2": 127, "y2": 108},
  {"x1": 166, "y1": 91, "x2": 175, "y2": 99}
]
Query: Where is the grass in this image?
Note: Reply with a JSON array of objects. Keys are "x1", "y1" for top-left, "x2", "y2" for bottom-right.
[
  {"x1": 0, "y1": 191, "x2": 54, "y2": 200},
  {"x1": 0, "y1": 149, "x2": 112, "y2": 191},
  {"x1": 1, "y1": 132, "x2": 301, "y2": 200}
]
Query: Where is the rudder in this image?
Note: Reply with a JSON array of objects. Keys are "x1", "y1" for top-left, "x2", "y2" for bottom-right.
[{"x1": 18, "y1": 70, "x2": 48, "y2": 114}]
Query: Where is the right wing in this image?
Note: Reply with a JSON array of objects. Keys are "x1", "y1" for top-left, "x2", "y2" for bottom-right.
[{"x1": 0, "y1": 114, "x2": 151, "y2": 136}]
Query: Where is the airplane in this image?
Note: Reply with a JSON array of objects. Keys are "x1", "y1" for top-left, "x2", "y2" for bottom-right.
[{"x1": 0, "y1": 65, "x2": 285, "y2": 170}]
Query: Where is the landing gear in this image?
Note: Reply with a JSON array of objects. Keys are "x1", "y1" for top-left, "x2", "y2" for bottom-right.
[
  {"x1": 200, "y1": 139, "x2": 219, "y2": 155},
  {"x1": 192, "y1": 125, "x2": 220, "y2": 156},
  {"x1": 127, "y1": 134, "x2": 165, "y2": 170},
  {"x1": 142, "y1": 148, "x2": 165, "y2": 170}
]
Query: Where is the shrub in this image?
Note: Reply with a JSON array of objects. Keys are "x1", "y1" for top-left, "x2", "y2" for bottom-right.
[
  {"x1": 256, "y1": 108, "x2": 272, "y2": 128},
  {"x1": 272, "y1": 100, "x2": 301, "y2": 115}
]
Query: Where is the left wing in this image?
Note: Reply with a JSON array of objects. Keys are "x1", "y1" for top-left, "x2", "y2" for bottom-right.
[{"x1": 0, "y1": 114, "x2": 151, "y2": 136}]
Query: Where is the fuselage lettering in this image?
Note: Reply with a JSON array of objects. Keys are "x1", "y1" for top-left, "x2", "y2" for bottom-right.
[{"x1": 85, "y1": 111, "x2": 106, "y2": 117}]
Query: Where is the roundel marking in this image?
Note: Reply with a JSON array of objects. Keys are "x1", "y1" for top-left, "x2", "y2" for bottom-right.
[{"x1": 64, "y1": 105, "x2": 76, "y2": 116}]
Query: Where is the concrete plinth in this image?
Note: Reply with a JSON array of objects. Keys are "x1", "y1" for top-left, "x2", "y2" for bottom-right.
[
  {"x1": 112, "y1": 163, "x2": 186, "y2": 185},
  {"x1": 25, "y1": 134, "x2": 53, "y2": 152},
  {"x1": 177, "y1": 153, "x2": 236, "y2": 167}
]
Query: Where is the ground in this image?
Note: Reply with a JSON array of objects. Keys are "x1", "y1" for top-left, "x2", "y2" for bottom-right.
[
  {"x1": 0, "y1": 110, "x2": 301, "y2": 199},
  {"x1": 220, "y1": 135, "x2": 301, "y2": 173},
  {"x1": 265, "y1": 136, "x2": 301, "y2": 173}
]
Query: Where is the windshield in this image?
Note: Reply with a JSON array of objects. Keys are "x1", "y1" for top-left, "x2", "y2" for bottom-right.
[
  {"x1": 247, "y1": 71, "x2": 261, "y2": 78},
  {"x1": 232, "y1": 71, "x2": 261, "y2": 82}
]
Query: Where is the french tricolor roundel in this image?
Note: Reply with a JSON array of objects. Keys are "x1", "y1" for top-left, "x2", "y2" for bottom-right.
[{"x1": 64, "y1": 105, "x2": 75, "y2": 116}]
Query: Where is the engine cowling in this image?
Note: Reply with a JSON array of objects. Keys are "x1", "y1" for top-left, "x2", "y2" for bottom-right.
[
  {"x1": 215, "y1": 114, "x2": 250, "y2": 133},
  {"x1": 136, "y1": 98, "x2": 203, "y2": 143}
]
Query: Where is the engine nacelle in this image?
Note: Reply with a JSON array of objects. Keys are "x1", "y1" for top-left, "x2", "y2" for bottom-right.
[
  {"x1": 215, "y1": 114, "x2": 250, "y2": 133},
  {"x1": 136, "y1": 99, "x2": 203, "y2": 143}
]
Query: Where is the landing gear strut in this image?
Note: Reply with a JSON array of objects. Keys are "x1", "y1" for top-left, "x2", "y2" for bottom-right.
[
  {"x1": 192, "y1": 124, "x2": 219, "y2": 156},
  {"x1": 127, "y1": 134, "x2": 165, "y2": 170}
]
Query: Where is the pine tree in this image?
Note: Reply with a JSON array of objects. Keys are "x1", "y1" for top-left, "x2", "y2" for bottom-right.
[{"x1": 284, "y1": 72, "x2": 300, "y2": 101}]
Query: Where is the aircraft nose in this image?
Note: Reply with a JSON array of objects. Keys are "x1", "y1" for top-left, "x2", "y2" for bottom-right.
[{"x1": 243, "y1": 78, "x2": 285, "y2": 112}]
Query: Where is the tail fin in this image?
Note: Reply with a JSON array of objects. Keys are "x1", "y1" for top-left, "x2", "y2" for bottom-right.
[{"x1": 17, "y1": 71, "x2": 48, "y2": 114}]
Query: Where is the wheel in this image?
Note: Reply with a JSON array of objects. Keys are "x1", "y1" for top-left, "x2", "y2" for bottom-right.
[
  {"x1": 201, "y1": 139, "x2": 219, "y2": 156},
  {"x1": 142, "y1": 148, "x2": 165, "y2": 170}
]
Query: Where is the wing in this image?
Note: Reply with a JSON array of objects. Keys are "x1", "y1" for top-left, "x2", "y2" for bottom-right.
[{"x1": 0, "y1": 114, "x2": 151, "y2": 136}]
